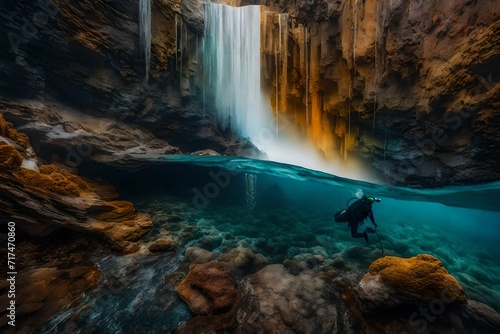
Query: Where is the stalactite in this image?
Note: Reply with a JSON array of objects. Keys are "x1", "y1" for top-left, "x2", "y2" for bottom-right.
[
  {"x1": 373, "y1": 0, "x2": 381, "y2": 135},
  {"x1": 353, "y1": 0, "x2": 358, "y2": 67},
  {"x1": 384, "y1": 130, "x2": 387, "y2": 161},
  {"x1": 276, "y1": 14, "x2": 280, "y2": 135},
  {"x1": 309, "y1": 30, "x2": 322, "y2": 149},
  {"x1": 180, "y1": 18, "x2": 183, "y2": 82},
  {"x1": 200, "y1": 34, "x2": 206, "y2": 114},
  {"x1": 175, "y1": 14, "x2": 178, "y2": 72},
  {"x1": 139, "y1": 0, "x2": 151, "y2": 84},
  {"x1": 280, "y1": 14, "x2": 289, "y2": 116},
  {"x1": 305, "y1": 26, "x2": 309, "y2": 138}
]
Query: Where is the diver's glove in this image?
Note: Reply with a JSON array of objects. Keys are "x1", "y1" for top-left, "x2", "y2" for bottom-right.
[{"x1": 366, "y1": 227, "x2": 375, "y2": 234}]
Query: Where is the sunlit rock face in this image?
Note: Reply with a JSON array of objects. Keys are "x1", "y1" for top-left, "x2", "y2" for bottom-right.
[{"x1": 256, "y1": 0, "x2": 499, "y2": 186}]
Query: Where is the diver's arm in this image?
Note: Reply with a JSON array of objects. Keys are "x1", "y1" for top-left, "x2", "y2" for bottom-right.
[{"x1": 368, "y1": 211, "x2": 377, "y2": 227}]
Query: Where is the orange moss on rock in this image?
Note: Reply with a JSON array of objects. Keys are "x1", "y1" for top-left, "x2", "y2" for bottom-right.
[
  {"x1": 0, "y1": 143, "x2": 23, "y2": 171},
  {"x1": 0, "y1": 114, "x2": 30, "y2": 148},
  {"x1": 16, "y1": 165, "x2": 91, "y2": 197},
  {"x1": 92, "y1": 201, "x2": 136, "y2": 222},
  {"x1": 39, "y1": 165, "x2": 91, "y2": 192},
  {"x1": 369, "y1": 254, "x2": 467, "y2": 303},
  {"x1": 89, "y1": 201, "x2": 153, "y2": 250}
]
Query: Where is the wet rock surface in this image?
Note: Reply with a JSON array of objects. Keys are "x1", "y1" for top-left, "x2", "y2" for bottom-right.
[
  {"x1": 0, "y1": 114, "x2": 153, "y2": 252},
  {"x1": 175, "y1": 261, "x2": 240, "y2": 333},
  {"x1": 358, "y1": 254, "x2": 467, "y2": 313},
  {"x1": 0, "y1": 234, "x2": 103, "y2": 334},
  {"x1": 258, "y1": 0, "x2": 500, "y2": 186},
  {"x1": 236, "y1": 264, "x2": 343, "y2": 333},
  {"x1": 0, "y1": 265, "x2": 101, "y2": 333}
]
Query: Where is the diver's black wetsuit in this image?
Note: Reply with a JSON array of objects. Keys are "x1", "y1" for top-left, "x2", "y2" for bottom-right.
[{"x1": 346, "y1": 198, "x2": 376, "y2": 243}]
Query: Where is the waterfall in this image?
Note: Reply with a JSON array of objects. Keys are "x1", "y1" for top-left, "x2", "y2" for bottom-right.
[
  {"x1": 203, "y1": 3, "x2": 268, "y2": 142},
  {"x1": 244, "y1": 173, "x2": 257, "y2": 210},
  {"x1": 139, "y1": 0, "x2": 151, "y2": 84}
]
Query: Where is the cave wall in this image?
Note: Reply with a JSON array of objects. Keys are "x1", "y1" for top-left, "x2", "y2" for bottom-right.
[
  {"x1": 0, "y1": 0, "x2": 498, "y2": 186},
  {"x1": 0, "y1": 0, "x2": 256, "y2": 159},
  {"x1": 257, "y1": 0, "x2": 499, "y2": 186}
]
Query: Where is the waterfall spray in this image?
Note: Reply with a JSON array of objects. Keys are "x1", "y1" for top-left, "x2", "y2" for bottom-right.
[{"x1": 139, "y1": 0, "x2": 151, "y2": 84}]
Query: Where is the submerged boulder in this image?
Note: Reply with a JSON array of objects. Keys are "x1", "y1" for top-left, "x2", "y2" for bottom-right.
[
  {"x1": 236, "y1": 264, "x2": 344, "y2": 333},
  {"x1": 219, "y1": 248, "x2": 268, "y2": 276},
  {"x1": 0, "y1": 264, "x2": 101, "y2": 333},
  {"x1": 148, "y1": 237, "x2": 175, "y2": 252},
  {"x1": 176, "y1": 262, "x2": 239, "y2": 315},
  {"x1": 175, "y1": 262, "x2": 240, "y2": 333},
  {"x1": 460, "y1": 299, "x2": 500, "y2": 332},
  {"x1": 184, "y1": 247, "x2": 215, "y2": 264},
  {"x1": 358, "y1": 254, "x2": 467, "y2": 314}
]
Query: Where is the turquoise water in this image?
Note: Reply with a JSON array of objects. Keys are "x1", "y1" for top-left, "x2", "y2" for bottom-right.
[{"x1": 40, "y1": 155, "x2": 500, "y2": 332}]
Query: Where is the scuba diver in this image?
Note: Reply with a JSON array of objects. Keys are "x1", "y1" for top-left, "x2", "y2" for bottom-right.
[{"x1": 334, "y1": 195, "x2": 381, "y2": 245}]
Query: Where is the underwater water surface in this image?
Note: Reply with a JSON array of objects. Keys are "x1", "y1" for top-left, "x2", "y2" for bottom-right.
[{"x1": 40, "y1": 155, "x2": 500, "y2": 332}]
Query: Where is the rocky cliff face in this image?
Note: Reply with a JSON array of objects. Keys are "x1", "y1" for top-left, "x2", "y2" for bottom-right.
[
  {"x1": 257, "y1": 0, "x2": 499, "y2": 186},
  {"x1": 0, "y1": 114, "x2": 153, "y2": 253},
  {"x1": 0, "y1": 0, "x2": 258, "y2": 162}
]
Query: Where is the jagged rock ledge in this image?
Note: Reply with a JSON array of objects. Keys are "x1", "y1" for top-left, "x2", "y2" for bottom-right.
[{"x1": 0, "y1": 114, "x2": 153, "y2": 253}]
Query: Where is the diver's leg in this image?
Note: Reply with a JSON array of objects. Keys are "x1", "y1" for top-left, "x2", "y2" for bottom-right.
[{"x1": 350, "y1": 221, "x2": 369, "y2": 244}]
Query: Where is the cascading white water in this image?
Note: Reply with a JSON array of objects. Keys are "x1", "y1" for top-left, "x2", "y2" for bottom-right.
[
  {"x1": 139, "y1": 0, "x2": 151, "y2": 84},
  {"x1": 203, "y1": 3, "x2": 269, "y2": 141},
  {"x1": 202, "y1": 3, "x2": 370, "y2": 181}
]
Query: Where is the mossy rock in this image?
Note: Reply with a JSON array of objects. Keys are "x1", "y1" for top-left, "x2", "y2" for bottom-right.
[
  {"x1": 0, "y1": 143, "x2": 23, "y2": 171},
  {"x1": 368, "y1": 254, "x2": 467, "y2": 303},
  {"x1": 39, "y1": 165, "x2": 91, "y2": 192},
  {"x1": 92, "y1": 201, "x2": 136, "y2": 222},
  {"x1": 15, "y1": 164, "x2": 91, "y2": 197},
  {"x1": 0, "y1": 115, "x2": 30, "y2": 148}
]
